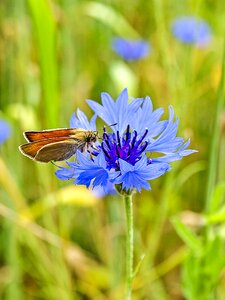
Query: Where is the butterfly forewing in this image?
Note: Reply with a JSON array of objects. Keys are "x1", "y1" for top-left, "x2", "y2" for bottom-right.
[{"x1": 24, "y1": 128, "x2": 86, "y2": 142}]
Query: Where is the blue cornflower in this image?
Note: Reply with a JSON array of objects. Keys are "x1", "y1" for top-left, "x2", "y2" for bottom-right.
[
  {"x1": 55, "y1": 89, "x2": 196, "y2": 194},
  {"x1": 0, "y1": 119, "x2": 11, "y2": 144},
  {"x1": 171, "y1": 16, "x2": 211, "y2": 47},
  {"x1": 112, "y1": 37, "x2": 150, "y2": 61}
]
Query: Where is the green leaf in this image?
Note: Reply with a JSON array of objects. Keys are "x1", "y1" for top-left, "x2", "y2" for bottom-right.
[
  {"x1": 209, "y1": 182, "x2": 225, "y2": 213},
  {"x1": 171, "y1": 216, "x2": 202, "y2": 253},
  {"x1": 27, "y1": 0, "x2": 59, "y2": 127},
  {"x1": 83, "y1": 1, "x2": 139, "y2": 38}
]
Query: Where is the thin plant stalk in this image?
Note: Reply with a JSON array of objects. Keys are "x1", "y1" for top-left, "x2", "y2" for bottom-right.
[
  {"x1": 124, "y1": 193, "x2": 134, "y2": 300},
  {"x1": 206, "y1": 40, "x2": 225, "y2": 211}
]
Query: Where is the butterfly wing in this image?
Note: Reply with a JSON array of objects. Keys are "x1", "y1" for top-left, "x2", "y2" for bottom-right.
[
  {"x1": 35, "y1": 139, "x2": 85, "y2": 162},
  {"x1": 19, "y1": 139, "x2": 64, "y2": 160},
  {"x1": 19, "y1": 137, "x2": 84, "y2": 162},
  {"x1": 24, "y1": 128, "x2": 86, "y2": 142}
]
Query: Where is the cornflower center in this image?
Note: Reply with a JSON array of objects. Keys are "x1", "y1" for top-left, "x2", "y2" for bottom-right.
[{"x1": 101, "y1": 125, "x2": 148, "y2": 169}]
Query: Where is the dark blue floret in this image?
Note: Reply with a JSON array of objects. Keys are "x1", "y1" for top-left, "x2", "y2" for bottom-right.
[{"x1": 101, "y1": 125, "x2": 149, "y2": 169}]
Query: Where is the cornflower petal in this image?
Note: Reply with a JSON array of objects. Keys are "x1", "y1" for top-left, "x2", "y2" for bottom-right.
[
  {"x1": 117, "y1": 88, "x2": 130, "y2": 131},
  {"x1": 87, "y1": 92, "x2": 124, "y2": 131},
  {"x1": 131, "y1": 97, "x2": 167, "y2": 138},
  {"x1": 152, "y1": 139, "x2": 197, "y2": 163},
  {"x1": 147, "y1": 106, "x2": 184, "y2": 153},
  {"x1": 101, "y1": 92, "x2": 117, "y2": 123},
  {"x1": 68, "y1": 151, "x2": 115, "y2": 189},
  {"x1": 113, "y1": 156, "x2": 170, "y2": 192},
  {"x1": 92, "y1": 182, "x2": 116, "y2": 197},
  {"x1": 87, "y1": 88, "x2": 143, "y2": 133},
  {"x1": 70, "y1": 108, "x2": 97, "y2": 130},
  {"x1": 55, "y1": 167, "x2": 74, "y2": 180}
]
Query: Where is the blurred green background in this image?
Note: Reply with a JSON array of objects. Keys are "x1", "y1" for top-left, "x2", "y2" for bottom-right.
[{"x1": 1, "y1": 0, "x2": 225, "y2": 299}]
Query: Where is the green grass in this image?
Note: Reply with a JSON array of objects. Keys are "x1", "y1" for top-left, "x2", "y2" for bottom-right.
[{"x1": 1, "y1": 0, "x2": 225, "y2": 299}]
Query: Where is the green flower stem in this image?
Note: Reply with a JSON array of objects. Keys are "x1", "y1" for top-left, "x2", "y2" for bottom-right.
[{"x1": 124, "y1": 193, "x2": 134, "y2": 300}]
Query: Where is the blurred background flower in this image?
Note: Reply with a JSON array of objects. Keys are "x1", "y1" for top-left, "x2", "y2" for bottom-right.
[
  {"x1": 111, "y1": 37, "x2": 150, "y2": 60},
  {"x1": 0, "y1": 119, "x2": 11, "y2": 144},
  {"x1": 171, "y1": 16, "x2": 212, "y2": 46}
]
